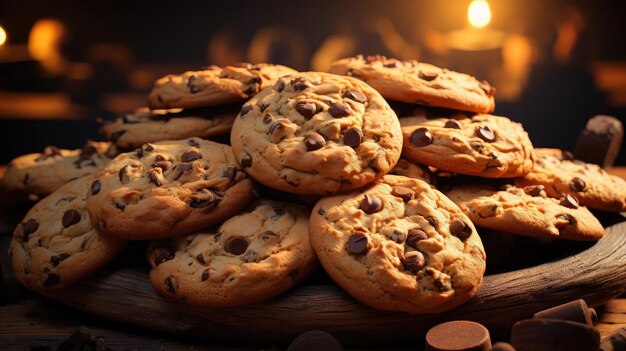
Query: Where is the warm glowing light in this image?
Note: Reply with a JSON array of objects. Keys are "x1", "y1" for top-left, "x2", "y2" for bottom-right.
[
  {"x1": 28, "y1": 19, "x2": 66, "y2": 73},
  {"x1": 0, "y1": 25, "x2": 7, "y2": 46},
  {"x1": 468, "y1": 0, "x2": 492, "y2": 28}
]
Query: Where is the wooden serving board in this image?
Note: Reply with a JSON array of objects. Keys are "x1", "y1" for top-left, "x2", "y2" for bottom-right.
[{"x1": 43, "y1": 218, "x2": 626, "y2": 346}]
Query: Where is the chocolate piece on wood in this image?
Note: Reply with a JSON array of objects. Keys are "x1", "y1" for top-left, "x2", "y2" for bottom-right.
[
  {"x1": 600, "y1": 327, "x2": 626, "y2": 351},
  {"x1": 511, "y1": 319, "x2": 600, "y2": 351},
  {"x1": 574, "y1": 115, "x2": 623, "y2": 168},
  {"x1": 492, "y1": 342, "x2": 516, "y2": 351},
  {"x1": 425, "y1": 320, "x2": 491, "y2": 351},
  {"x1": 287, "y1": 330, "x2": 343, "y2": 351},
  {"x1": 533, "y1": 299, "x2": 597, "y2": 326}
]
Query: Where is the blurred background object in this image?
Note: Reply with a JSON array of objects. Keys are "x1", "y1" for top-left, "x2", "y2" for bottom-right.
[{"x1": 0, "y1": 0, "x2": 624, "y2": 164}]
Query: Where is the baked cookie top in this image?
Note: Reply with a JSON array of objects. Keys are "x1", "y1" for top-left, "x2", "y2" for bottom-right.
[
  {"x1": 148, "y1": 200, "x2": 316, "y2": 307},
  {"x1": 327, "y1": 55, "x2": 495, "y2": 113},
  {"x1": 309, "y1": 175, "x2": 486, "y2": 314},
  {"x1": 86, "y1": 139, "x2": 254, "y2": 240},
  {"x1": 401, "y1": 111, "x2": 534, "y2": 178},
  {"x1": 100, "y1": 105, "x2": 239, "y2": 149},
  {"x1": 389, "y1": 158, "x2": 437, "y2": 186},
  {"x1": 230, "y1": 71, "x2": 403, "y2": 195},
  {"x1": 445, "y1": 183, "x2": 604, "y2": 241},
  {"x1": 148, "y1": 63, "x2": 298, "y2": 109},
  {"x1": 1, "y1": 141, "x2": 118, "y2": 195},
  {"x1": 9, "y1": 176, "x2": 125, "y2": 291},
  {"x1": 516, "y1": 148, "x2": 626, "y2": 212}
]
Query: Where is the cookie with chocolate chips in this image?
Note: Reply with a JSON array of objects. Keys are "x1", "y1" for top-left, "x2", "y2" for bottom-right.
[
  {"x1": 389, "y1": 158, "x2": 437, "y2": 186},
  {"x1": 230, "y1": 72, "x2": 403, "y2": 195},
  {"x1": 516, "y1": 148, "x2": 626, "y2": 212},
  {"x1": 86, "y1": 139, "x2": 254, "y2": 240},
  {"x1": 9, "y1": 176, "x2": 125, "y2": 291},
  {"x1": 1, "y1": 141, "x2": 118, "y2": 195},
  {"x1": 309, "y1": 175, "x2": 485, "y2": 313},
  {"x1": 327, "y1": 55, "x2": 495, "y2": 113},
  {"x1": 100, "y1": 105, "x2": 240, "y2": 149},
  {"x1": 147, "y1": 200, "x2": 317, "y2": 307},
  {"x1": 148, "y1": 63, "x2": 298, "y2": 109},
  {"x1": 400, "y1": 110, "x2": 534, "y2": 178},
  {"x1": 445, "y1": 184, "x2": 604, "y2": 241}
]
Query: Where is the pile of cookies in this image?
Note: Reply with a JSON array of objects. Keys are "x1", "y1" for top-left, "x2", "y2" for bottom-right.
[{"x1": 3, "y1": 55, "x2": 626, "y2": 316}]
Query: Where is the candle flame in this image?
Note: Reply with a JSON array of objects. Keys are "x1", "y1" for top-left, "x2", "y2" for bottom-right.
[
  {"x1": 468, "y1": 0, "x2": 491, "y2": 28},
  {"x1": 0, "y1": 25, "x2": 6, "y2": 47}
]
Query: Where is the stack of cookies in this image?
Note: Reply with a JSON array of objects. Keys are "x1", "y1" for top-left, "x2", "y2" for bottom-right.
[{"x1": 3, "y1": 54, "x2": 626, "y2": 317}]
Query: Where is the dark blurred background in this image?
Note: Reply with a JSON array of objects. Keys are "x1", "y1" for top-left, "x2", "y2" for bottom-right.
[{"x1": 0, "y1": 0, "x2": 624, "y2": 164}]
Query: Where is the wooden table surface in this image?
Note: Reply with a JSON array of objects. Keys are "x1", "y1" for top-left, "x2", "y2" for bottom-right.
[{"x1": 1, "y1": 167, "x2": 625, "y2": 350}]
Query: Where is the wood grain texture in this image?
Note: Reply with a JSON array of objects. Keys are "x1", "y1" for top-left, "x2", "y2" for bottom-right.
[{"x1": 39, "y1": 220, "x2": 626, "y2": 346}]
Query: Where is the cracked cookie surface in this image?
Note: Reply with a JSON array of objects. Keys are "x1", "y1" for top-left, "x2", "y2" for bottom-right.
[
  {"x1": 327, "y1": 55, "x2": 495, "y2": 113},
  {"x1": 516, "y1": 148, "x2": 626, "y2": 212},
  {"x1": 401, "y1": 111, "x2": 534, "y2": 178},
  {"x1": 148, "y1": 200, "x2": 316, "y2": 307},
  {"x1": 148, "y1": 63, "x2": 298, "y2": 109},
  {"x1": 9, "y1": 176, "x2": 125, "y2": 291},
  {"x1": 1, "y1": 141, "x2": 118, "y2": 195},
  {"x1": 100, "y1": 105, "x2": 239, "y2": 149},
  {"x1": 230, "y1": 71, "x2": 403, "y2": 195},
  {"x1": 445, "y1": 184, "x2": 604, "y2": 241},
  {"x1": 309, "y1": 175, "x2": 485, "y2": 314},
  {"x1": 86, "y1": 138, "x2": 254, "y2": 240}
]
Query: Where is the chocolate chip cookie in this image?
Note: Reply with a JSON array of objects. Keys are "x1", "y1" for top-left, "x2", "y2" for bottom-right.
[
  {"x1": 445, "y1": 184, "x2": 604, "y2": 241},
  {"x1": 389, "y1": 158, "x2": 437, "y2": 186},
  {"x1": 9, "y1": 176, "x2": 125, "y2": 290},
  {"x1": 148, "y1": 200, "x2": 316, "y2": 307},
  {"x1": 309, "y1": 175, "x2": 486, "y2": 313},
  {"x1": 516, "y1": 148, "x2": 626, "y2": 212},
  {"x1": 401, "y1": 111, "x2": 534, "y2": 178},
  {"x1": 86, "y1": 139, "x2": 254, "y2": 240},
  {"x1": 100, "y1": 105, "x2": 240, "y2": 149},
  {"x1": 148, "y1": 63, "x2": 298, "y2": 109},
  {"x1": 1, "y1": 141, "x2": 118, "y2": 195},
  {"x1": 327, "y1": 55, "x2": 495, "y2": 113},
  {"x1": 230, "y1": 71, "x2": 403, "y2": 195}
]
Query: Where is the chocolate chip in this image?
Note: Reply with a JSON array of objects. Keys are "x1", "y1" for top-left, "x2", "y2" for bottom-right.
[
  {"x1": 562, "y1": 150, "x2": 575, "y2": 161},
  {"x1": 304, "y1": 132, "x2": 326, "y2": 151},
  {"x1": 187, "y1": 74, "x2": 198, "y2": 93},
  {"x1": 384, "y1": 61, "x2": 397, "y2": 68},
  {"x1": 262, "y1": 113, "x2": 273, "y2": 124},
  {"x1": 152, "y1": 161, "x2": 170, "y2": 171},
  {"x1": 476, "y1": 126, "x2": 496, "y2": 142},
  {"x1": 346, "y1": 232, "x2": 369, "y2": 255},
  {"x1": 525, "y1": 185, "x2": 547, "y2": 198},
  {"x1": 136, "y1": 148, "x2": 144, "y2": 158},
  {"x1": 359, "y1": 195, "x2": 383, "y2": 214},
  {"x1": 433, "y1": 278, "x2": 450, "y2": 291},
  {"x1": 148, "y1": 170, "x2": 163, "y2": 186},
  {"x1": 296, "y1": 101, "x2": 317, "y2": 119},
  {"x1": 419, "y1": 71, "x2": 438, "y2": 81},
  {"x1": 172, "y1": 162, "x2": 193, "y2": 180},
  {"x1": 402, "y1": 251, "x2": 425, "y2": 274},
  {"x1": 479, "y1": 80, "x2": 494, "y2": 96},
  {"x1": 36, "y1": 146, "x2": 62, "y2": 161},
  {"x1": 62, "y1": 209, "x2": 81, "y2": 228},
  {"x1": 144, "y1": 144, "x2": 154, "y2": 152},
  {"x1": 407, "y1": 229, "x2": 428, "y2": 248},
  {"x1": 22, "y1": 218, "x2": 39, "y2": 238},
  {"x1": 275, "y1": 80, "x2": 285, "y2": 92},
  {"x1": 89, "y1": 179, "x2": 101, "y2": 195},
  {"x1": 43, "y1": 273, "x2": 61, "y2": 287},
  {"x1": 444, "y1": 119, "x2": 462, "y2": 129},
  {"x1": 201, "y1": 270, "x2": 209, "y2": 281},
  {"x1": 343, "y1": 89, "x2": 367, "y2": 103},
  {"x1": 291, "y1": 77, "x2": 309, "y2": 91},
  {"x1": 118, "y1": 165, "x2": 130, "y2": 182},
  {"x1": 110, "y1": 131, "x2": 126, "y2": 143},
  {"x1": 426, "y1": 216, "x2": 438, "y2": 228},
  {"x1": 450, "y1": 219, "x2": 472, "y2": 241},
  {"x1": 570, "y1": 177, "x2": 586, "y2": 192},
  {"x1": 225, "y1": 237, "x2": 248, "y2": 255},
  {"x1": 165, "y1": 276, "x2": 178, "y2": 294},
  {"x1": 328, "y1": 102, "x2": 351, "y2": 118},
  {"x1": 260, "y1": 230, "x2": 278, "y2": 241},
  {"x1": 268, "y1": 121, "x2": 285, "y2": 135},
  {"x1": 150, "y1": 247, "x2": 175, "y2": 266},
  {"x1": 343, "y1": 127, "x2": 363, "y2": 149},
  {"x1": 222, "y1": 167, "x2": 237, "y2": 182},
  {"x1": 556, "y1": 213, "x2": 576, "y2": 226},
  {"x1": 187, "y1": 139, "x2": 200, "y2": 147},
  {"x1": 410, "y1": 127, "x2": 433, "y2": 147},
  {"x1": 181, "y1": 150, "x2": 202, "y2": 163},
  {"x1": 392, "y1": 186, "x2": 415, "y2": 202},
  {"x1": 196, "y1": 254, "x2": 205, "y2": 264},
  {"x1": 241, "y1": 153, "x2": 252, "y2": 168},
  {"x1": 51, "y1": 253, "x2": 70, "y2": 267},
  {"x1": 189, "y1": 189, "x2": 218, "y2": 209},
  {"x1": 318, "y1": 208, "x2": 326, "y2": 215},
  {"x1": 272, "y1": 208, "x2": 286, "y2": 219},
  {"x1": 560, "y1": 194, "x2": 579, "y2": 209},
  {"x1": 240, "y1": 104, "x2": 253, "y2": 117}
]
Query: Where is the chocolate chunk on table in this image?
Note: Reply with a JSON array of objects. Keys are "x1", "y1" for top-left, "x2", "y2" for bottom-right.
[
  {"x1": 511, "y1": 318, "x2": 600, "y2": 351},
  {"x1": 425, "y1": 320, "x2": 491, "y2": 351},
  {"x1": 574, "y1": 115, "x2": 623, "y2": 168}
]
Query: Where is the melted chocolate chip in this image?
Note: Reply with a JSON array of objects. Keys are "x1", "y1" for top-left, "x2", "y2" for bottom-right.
[
  {"x1": 43, "y1": 273, "x2": 61, "y2": 287},
  {"x1": 402, "y1": 251, "x2": 425, "y2": 274},
  {"x1": 359, "y1": 195, "x2": 383, "y2": 214},
  {"x1": 296, "y1": 101, "x2": 317, "y2": 119},
  {"x1": 91, "y1": 180, "x2": 101, "y2": 195},
  {"x1": 201, "y1": 270, "x2": 209, "y2": 281},
  {"x1": 225, "y1": 237, "x2": 248, "y2": 255},
  {"x1": 450, "y1": 219, "x2": 472, "y2": 241},
  {"x1": 426, "y1": 216, "x2": 438, "y2": 228},
  {"x1": 419, "y1": 71, "x2": 438, "y2": 81},
  {"x1": 268, "y1": 121, "x2": 285, "y2": 135},
  {"x1": 556, "y1": 213, "x2": 576, "y2": 226},
  {"x1": 151, "y1": 247, "x2": 175, "y2": 266},
  {"x1": 240, "y1": 104, "x2": 253, "y2": 117},
  {"x1": 189, "y1": 189, "x2": 218, "y2": 209},
  {"x1": 570, "y1": 177, "x2": 586, "y2": 192},
  {"x1": 62, "y1": 209, "x2": 81, "y2": 228},
  {"x1": 51, "y1": 253, "x2": 70, "y2": 267},
  {"x1": 444, "y1": 119, "x2": 462, "y2": 129},
  {"x1": 187, "y1": 139, "x2": 200, "y2": 147},
  {"x1": 392, "y1": 186, "x2": 415, "y2": 202},
  {"x1": 560, "y1": 194, "x2": 579, "y2": 209},
  {"x1": 343, "y1": 127, "x2": 363, "y2": 149},
  {"x1": 165, "y1": 276, "x2": 178, "y2": 294},
  {"x1": 241, "y1": 153, "x2": 252, "y2": 168},
  {"x1": 406, "y1": 229, "x2": 428, "y2": 248},
  {"x1": 172, "y1": 162, "x2": 193, "y2": 180},
  {"x1": 181, "y1": 150, "x2": 202, "y2": 163},
  {"x1": 187, "y1": 74, "x2": 198, "y2": 93},
  {"x1": 476, "y1": 126, "x2": 496, "y2": 142},
  {"x1": 152, "y1": 161, "x2": 170, "y2": 171},
  {"x1": 304, "y1": 132, "x2": 326, "y2": 151},
  {"x1": 291, "y1": 77, "x2": 309, "y2": 91},
  {"x1": 328, "y1": 102, "x2": 351, "y2": 118},
  {"x1": 410, "y1": 128, "x2": 433, "y2": 147},
  {"x1": 222, "y1": 167, "x2": 237, "y2": 182},
  {"x1": 22, "y1": 219, "x2": 39, "y2": 238},
  {"x1": 136, "y1": 148, "x2": 144, "y2": 158},
  {"x1": 525, "y1": 185, "x2": 547, "y2": 198},
  {"x1": 196, "y1": 254, "x2": 205, "y2": 264},
  {"x1": 343, "y1": 89, "x2": 367, "y2": 103},
  {"x1": 346, "y1": 233, "x2": 369, "y2": 255},
  {"x1": 275, "y1": 80, "x2": 285, "y2": 92},
  {"x1": 148, "y1": 170, "x2": 163, "y2": 186},
  {"x1": 262, "y1": 113, "x2": 273, "y2": 124}
]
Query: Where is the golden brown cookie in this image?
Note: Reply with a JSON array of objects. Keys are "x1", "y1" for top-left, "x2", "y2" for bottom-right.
[
  {"x1": 148, "y1": 200, "x2": 316, "y2": 307},
  {"x1": 309, "y1": 175, "x2": 486, "y2": 313},
  {"x1": 327, "y1": 55, "x2": 495, "y2": 113},
  {"x1": 230, "y1": 71, "x2": 403, "y2": 195},
  {"x1": 389, "y1": 158, "x2": 437, "y2": 186},
  {"x1": 148, "y1": 63, "x2": 298, "y2": 109}
]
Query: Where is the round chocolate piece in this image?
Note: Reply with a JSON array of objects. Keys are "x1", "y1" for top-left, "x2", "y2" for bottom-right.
[
  {"x1": 328, "y1": 102, "x2": 351, "y2": 118},
  {"x1": 570, "y1": 177, "x2": 586, "y2": 192},
  {"x1": 444, "y1": 119, "x2": 462, "y2": 129},
  {"x1": 406, "y1": 229, "x2": 428, "y2": 248},
  {"x1": 410, "y1": 127, "x2": 433, "y2": 147},
  {"x1": 343, "y1": 127, "x2": 363, "y2": 149},
  {"x1": 346, "y1": 233, "x2": 369, "y2": 255},
  {"x1": 476, "y1": 126, "x2": 496, "y2": 142},
  {"x1": 343, "y1": 89, "x2": 367, "y2": 103},
  {"x1": 62, "y1": 209, "x2": 82, "y2": 228},
  {"x1": 296, "y1": 101, "x2": 317, "y2": 118},
  {"x1": 225, "y1": 237, "x2": 248, "y2": 255},
  {"x1": 359, "y1": 195, "x2": 383, "y2": 214},
  {"x1": 304, "y1": 132, "x2": 326, "y2": 151},
  {"x1": 560, "y1": 194, "x2": 579, "y2": 209},
  {"x1": 425, "y1": 320, "x2": 491, "y2": 351},
  {"x1": 533, "y1": 299, "x2": 596, "y2": 327},
  {"x1": 450, "y1": 219, "x2": 472, "y2": 241}
]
